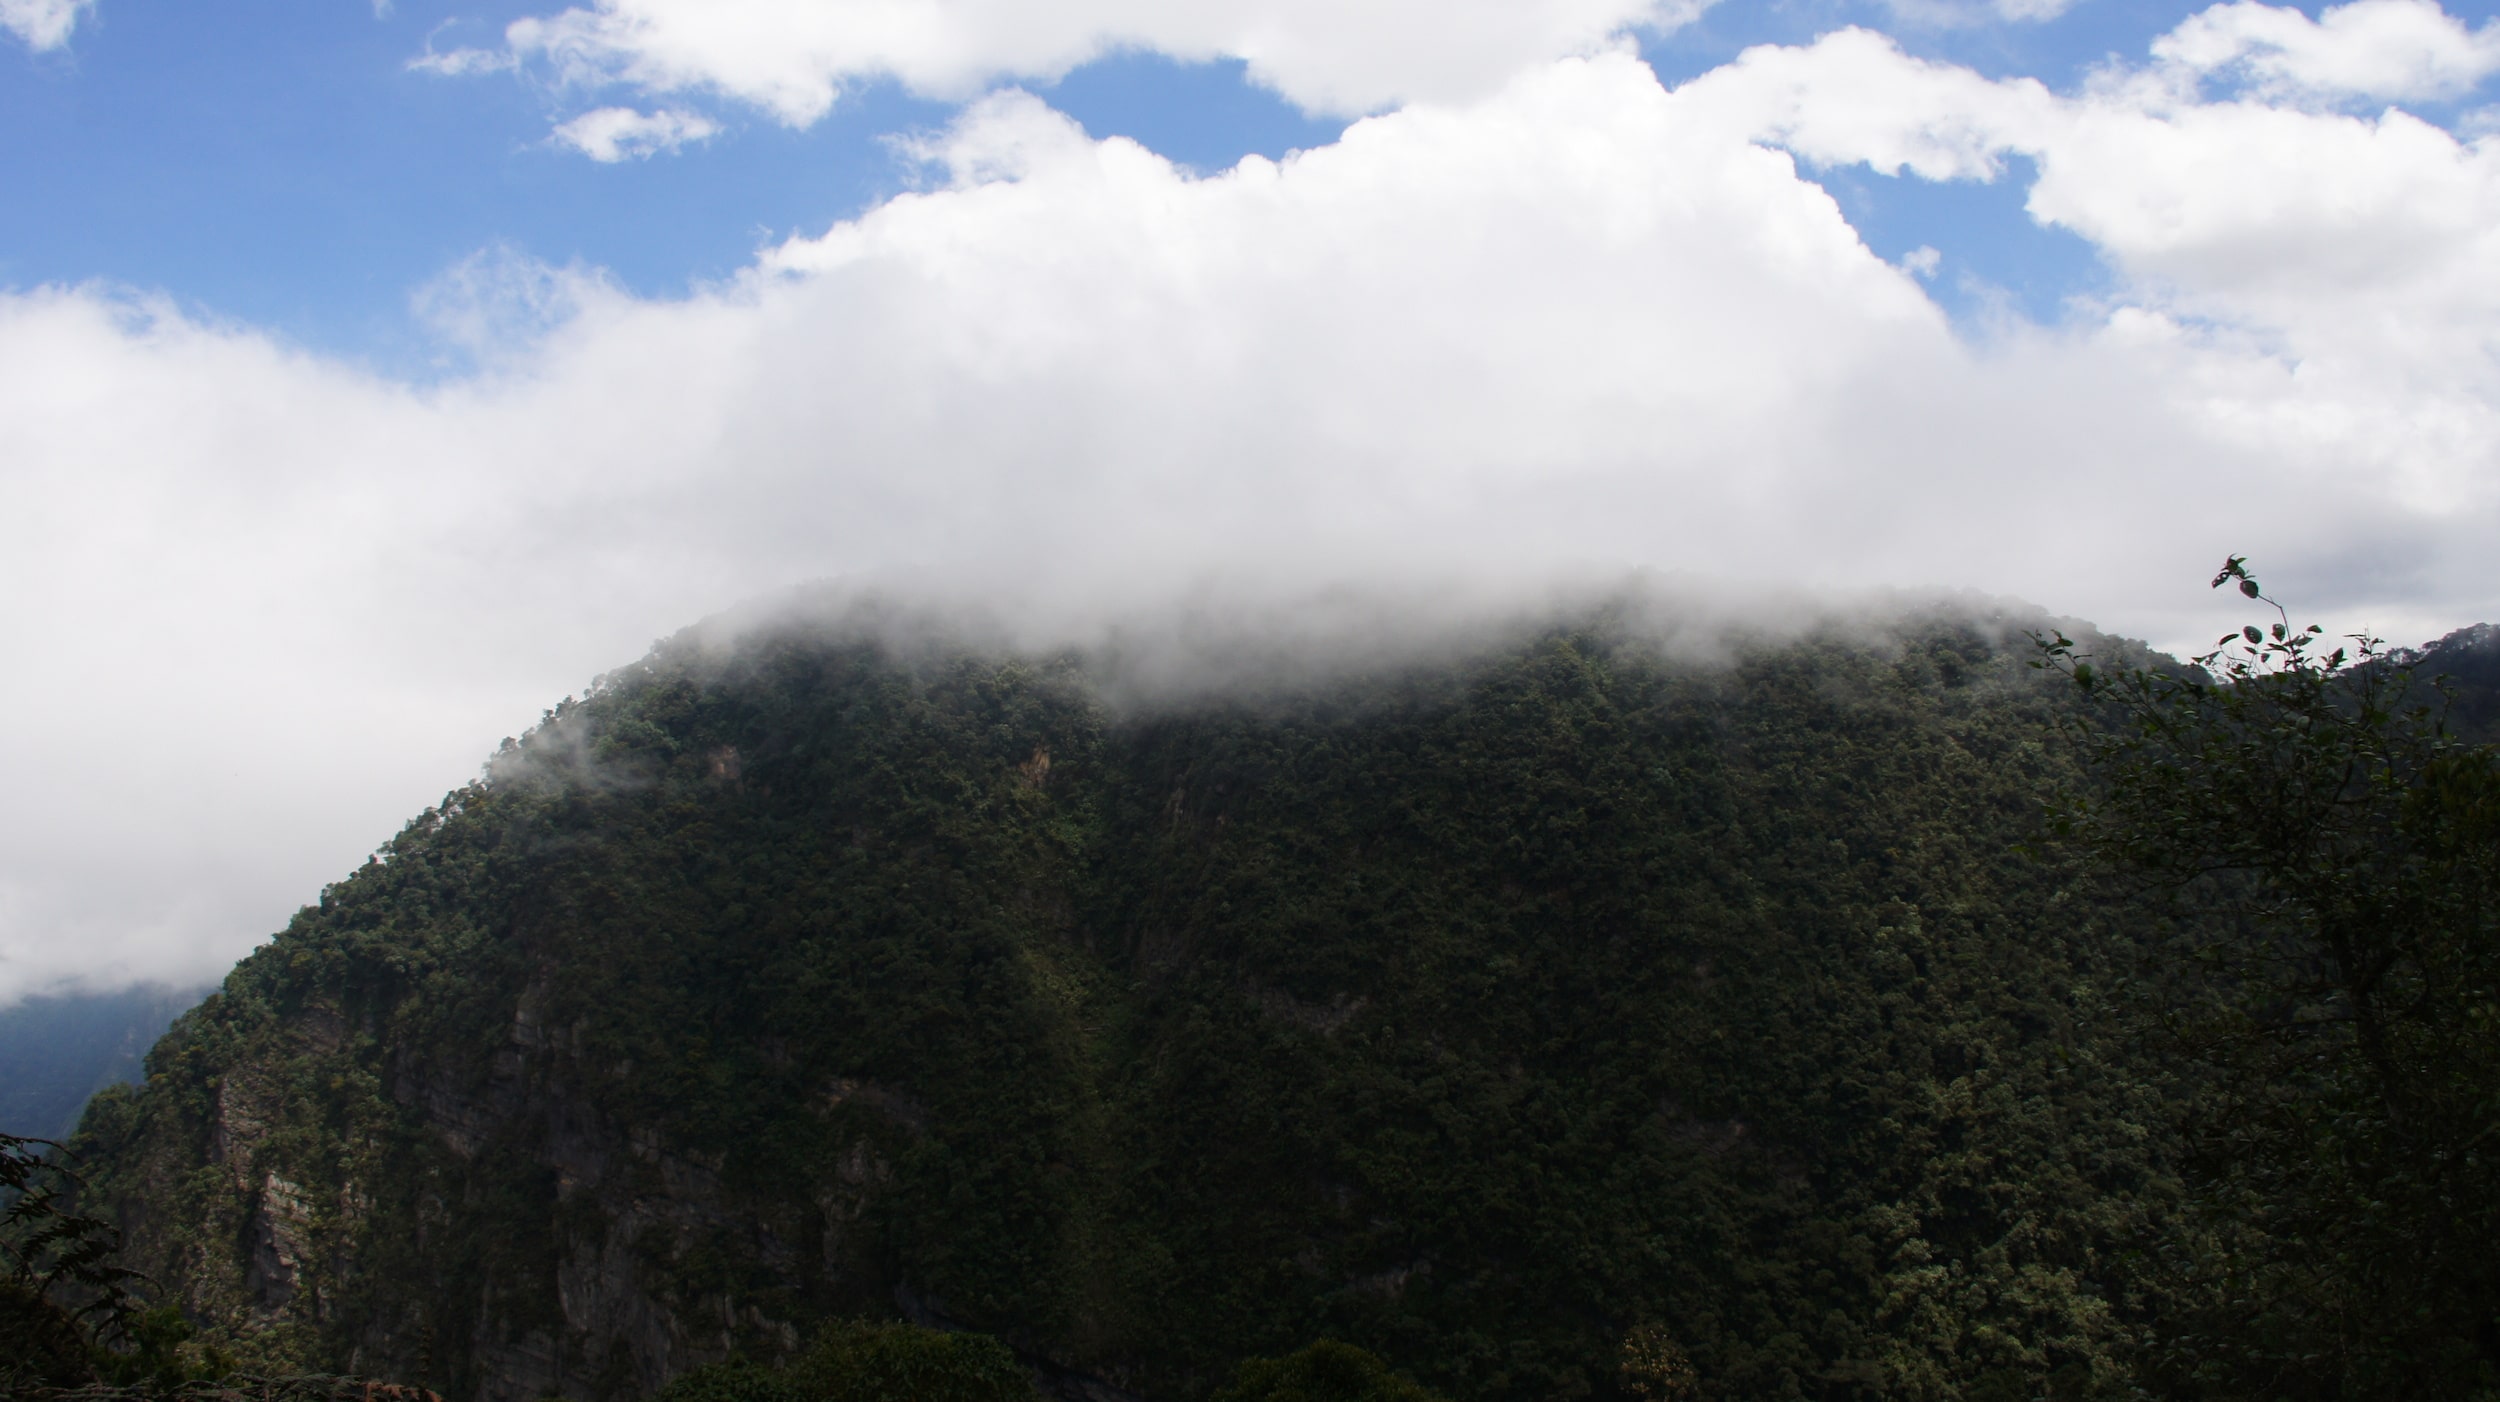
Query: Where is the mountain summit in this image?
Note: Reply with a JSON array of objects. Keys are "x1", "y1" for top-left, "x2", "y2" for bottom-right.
[{"x1": 73, "y1": 600, "x2": 2187, "y2": 1400}]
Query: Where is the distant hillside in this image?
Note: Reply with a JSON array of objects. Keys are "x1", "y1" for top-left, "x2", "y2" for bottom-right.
[
  {"x1": 57, "y1": 599, "x2": 2281, "y2": 1400},
  {"x1": 0, "y1": 986, "x2": 203, "y2": 1140},
  {"x1": 2402, "y1": 622, "x2": 2500, "y2": 741}
]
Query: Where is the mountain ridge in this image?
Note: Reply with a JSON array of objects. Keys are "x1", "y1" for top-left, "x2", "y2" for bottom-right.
[{"x1": 63, "y1": 596, "x2": 2241, "y2": 1399}]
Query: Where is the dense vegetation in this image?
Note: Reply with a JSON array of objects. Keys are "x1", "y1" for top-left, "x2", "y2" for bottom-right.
[
  {"x1": 653, "y1": 1319, "x2": 1034, "y2": 1402},
  {"x1": 1212, "y1": 1339, "x2": 1452, "y2": 1402},
  {"x1": 45, "y1": 591, "x2": 2499, "y2": 1401},
  {"x1": 2040, "y1": 567, "x2": 2500, "y2": 1398},
  {"x1": 648, "y1": 1325, "x2": 1437, "y2": 1402},
  {"x1": 4, "y1": 1128, "x2": 245, "y2": 1393}
]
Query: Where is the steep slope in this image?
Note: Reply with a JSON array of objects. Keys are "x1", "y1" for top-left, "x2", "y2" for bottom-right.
[{"x1": 71, "y1": 601, "x2": 2182, "y2": 1402}]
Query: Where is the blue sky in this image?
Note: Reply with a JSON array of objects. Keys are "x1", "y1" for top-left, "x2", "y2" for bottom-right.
[
  {"x1": 4, "y1": 0, "x2": 957, "y2": 365},
  {"x1": 20, "y1": 0, "x2": 2476, "y2": 363},
  {"x1": 7, "y1": 0, "x2": 2500, "y2": 998}
]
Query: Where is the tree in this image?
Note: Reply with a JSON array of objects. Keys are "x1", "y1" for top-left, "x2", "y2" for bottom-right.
[
  {"x1": 2, "y1": 1130, "x2": 143, "y2": 1388},
  {"x1": 2034, "y1": 559, "x2": 2500, "y2": 1399},
  {"x1": 1617, "y1": 1324, "x2": 1698, "y2": 1402},
  {"x1": 657, "y1": 1320, "x2": 1036, "y2": 1402},
  {"x1": 785, "y1": 1320, "x2": 1034, "y2": 1402},
  {"x1": 1211, "y1": 1341, "x2": 1447, "y2": 1402}
]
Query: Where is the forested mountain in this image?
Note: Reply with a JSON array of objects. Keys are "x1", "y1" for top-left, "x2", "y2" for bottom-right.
[
  {"x1": 2403, "y1": 622, "x2": 2500, "y2": 740},
  {"x1": 0, "y1": 987, "x2": 203, "y2": 1140},
  {"x1": 54, "y1": 594, "x2": 2458, "y2": 1401}
]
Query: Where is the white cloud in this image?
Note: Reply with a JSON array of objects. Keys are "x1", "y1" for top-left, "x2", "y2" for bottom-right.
[
  {"x1": 467, "y1": 0, "x2": 1716, "y2": 123},
  {"x1": 1706, "y1": 18, "x2": 2500, "y2": 511},
  {"x1": 408, "y1": 45, "x2": 519, "y2": 77},
  {"x1": 1, "y1": 0, "x2": 93, "y2": 50},
  {"x1": 1991, "y1": 0, "x2": 2078, "y2": 18},
  {"x1": 549, "y1": 105, "x2": 722, "y2": 160},
  {"x1": 2153, "y1": 0, "x2": 2500, "y2": 102},
  {"x1": 1880, "y1": 0, "x2": 2080, "y2": 28},
  {"x1": 412, "y1": 245, "x2": 613, "y2": 362},
  {"x1": 10, "y1": 20, "x2": 2500, "y2": 1002},
  {"x1": 1693, "y1": 27, "x2": 2062, "y2": 181}
]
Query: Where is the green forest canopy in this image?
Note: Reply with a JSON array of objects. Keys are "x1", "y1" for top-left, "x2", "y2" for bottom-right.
[{"x1": 38, "y1": 589, "x2": 2500, "y2": 1401}]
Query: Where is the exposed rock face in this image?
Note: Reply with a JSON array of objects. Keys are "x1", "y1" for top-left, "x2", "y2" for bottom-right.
[
  {"x1": 72, "y1": 608, "x2": 2186, "y2": 1402},
  {"x1": 379, "y1": 999, "x2": 757, "y2": 1398},
  {"x1": 194, "y1": 988, "x2": 877, "y2": 1397}
]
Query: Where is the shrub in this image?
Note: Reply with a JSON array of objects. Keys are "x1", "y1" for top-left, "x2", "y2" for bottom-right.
[
  {"x1": 1212, "y1": 1341, "x2": 1444, "y2": 1402},
  {"x1": 660, "y1": 1321, "x2": 1034, "y2": 1402},
  {"x1": 656, "y1": 1358, "x2": 801, "y2": 1402},
  {"x1": 1, "y1": 1277, "x2": 96, "y2": 1388},
  {"x1": 788, "y1": 1321, "x2": 1034, "y2": 1402}
]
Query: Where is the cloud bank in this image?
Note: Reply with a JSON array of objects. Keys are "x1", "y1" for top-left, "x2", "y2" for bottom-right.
[{"x1": 6, "y1": 2, "x2": 2500, "y2": 1003}]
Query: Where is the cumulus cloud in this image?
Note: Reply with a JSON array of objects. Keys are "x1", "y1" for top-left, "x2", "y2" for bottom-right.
[
  {"x1": 1, "y1": 0, "x2": 93, "y2": 50},
  {"x1": 453, "y1": 0, "x2": 1718, "y2": 123},
  {"x1": 1706, "y1": 19, "x2": 2500, "y2": 512},
  {"x1": 2153, "y1": 0, "x2": 2500, "y2": 102},
  {"x1": 1693, "y1": 27, "x2": 2061, "y2": 180},
  {"x1": 8, "y1": 11, "x2": 2500, "y2": 1003},
  {"x1": 549, "y1": 105, "x2": 722, "y2": 160}
]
